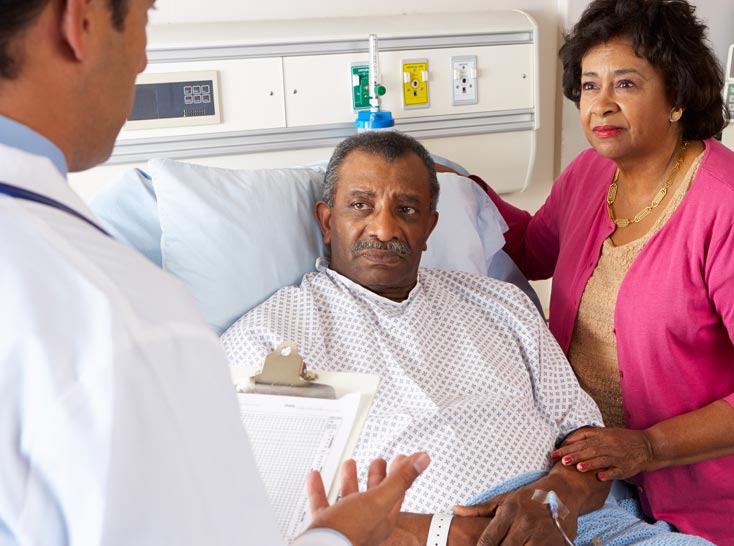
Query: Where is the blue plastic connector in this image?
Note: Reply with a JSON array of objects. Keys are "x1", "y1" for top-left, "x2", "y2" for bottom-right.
[{"x1": 355, "y1": 110, "x2": 395, "y2": 131}]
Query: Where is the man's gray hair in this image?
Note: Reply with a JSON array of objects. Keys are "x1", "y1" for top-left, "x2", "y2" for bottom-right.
[{"x1": 323, "y1": 131, "x2": 440, "y2": 212}]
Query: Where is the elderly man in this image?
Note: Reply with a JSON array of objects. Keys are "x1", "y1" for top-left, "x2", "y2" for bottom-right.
[
  {"x1": 222, "y1": 131, "x2": 716, "y2": 546},
  {"x1": 223, "y1": 131, "x2": 607, "y2": 544},
  {"x1": 0, "y1": 2, "x2": 427, "y2": 545}
]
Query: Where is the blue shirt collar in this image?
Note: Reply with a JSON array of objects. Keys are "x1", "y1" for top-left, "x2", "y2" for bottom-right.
[{"x1": 0, "y1": 115, "x2": 68, "y2": 178}]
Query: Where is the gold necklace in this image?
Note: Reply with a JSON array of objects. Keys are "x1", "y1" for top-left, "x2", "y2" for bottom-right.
[{"x1": 607, "y1": 140, "x2": 689, "y2": 228}]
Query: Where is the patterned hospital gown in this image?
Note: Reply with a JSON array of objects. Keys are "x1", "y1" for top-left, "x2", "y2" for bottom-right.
[{"x1": 222, "y1": 266, "x2": 603, "y2": 513}]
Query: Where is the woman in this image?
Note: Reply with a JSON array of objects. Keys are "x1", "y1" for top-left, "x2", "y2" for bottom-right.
[{"x1": 475, "y1": 0, "x2": 734, "y2": 543}]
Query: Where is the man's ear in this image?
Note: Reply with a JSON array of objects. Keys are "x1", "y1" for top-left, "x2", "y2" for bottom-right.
[
  {"x1": 60, "y1": 0, "x2": 96, "y2": 62},
  {"x1": 423, "y1": 211, "x2": 439, "y2": 251},
  {"x1": 315, "y1": 201, "x2": 333, "y2": 245}
]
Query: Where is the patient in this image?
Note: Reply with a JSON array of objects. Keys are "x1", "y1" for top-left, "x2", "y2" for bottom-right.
[{"x1": 222, "y1": 131, "x2": 711, "y2": 545}]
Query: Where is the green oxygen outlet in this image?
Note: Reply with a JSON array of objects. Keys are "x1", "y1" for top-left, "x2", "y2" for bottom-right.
[{"x1": 351, "y1": 64, "x2": 371, "y2": 110}]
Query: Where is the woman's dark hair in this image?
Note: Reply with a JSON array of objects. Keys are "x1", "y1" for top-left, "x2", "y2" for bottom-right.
[
  {"x1": 559, "y1": 0, "x2": 728, "y2": 140},
  {"x1": 0, "y1": 0, "x2": 128, "y2": 79}
]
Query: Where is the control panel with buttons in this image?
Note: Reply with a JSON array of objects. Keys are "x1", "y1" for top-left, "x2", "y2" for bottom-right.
[{"x1": 125, "y1": 70, "x2": 221, "y2": 130}]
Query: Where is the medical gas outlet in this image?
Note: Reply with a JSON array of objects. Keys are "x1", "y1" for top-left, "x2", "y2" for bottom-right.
[
  {"x1": 401, "y1": 59, "x2": 429, "y2": 109},
  {"x1": 351, "y1": 64, "x2": 371, "y2": 110},
  {"x1": 451, "y1": 55, "x2": 478, "y2": 106},
  {"x1": 351, "y1": 64, "x2": 386, "y2": 111}
]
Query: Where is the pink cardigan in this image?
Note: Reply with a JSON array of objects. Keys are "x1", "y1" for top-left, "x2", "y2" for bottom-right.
[{"x1": 480, "y1": 139, "x2": 734, "y2": 544}]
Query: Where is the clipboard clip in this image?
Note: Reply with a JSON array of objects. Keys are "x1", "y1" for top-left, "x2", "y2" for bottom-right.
[{"x1": 236, "y1": 340, "x2": 336, "y2": 399}]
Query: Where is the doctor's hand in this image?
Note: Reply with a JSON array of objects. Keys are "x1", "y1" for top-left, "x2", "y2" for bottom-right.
[
  {"x1": 305, "y1": 452, "x2": 430, "y2": 546},
  {"x1": 551, "y1": 427, "x2": 653, "y2": 481}
]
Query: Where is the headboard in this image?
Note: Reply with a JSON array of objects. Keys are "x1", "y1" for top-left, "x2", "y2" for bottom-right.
[{"x1": 70, "y1": 10, "x2": 539, "y2": 201}]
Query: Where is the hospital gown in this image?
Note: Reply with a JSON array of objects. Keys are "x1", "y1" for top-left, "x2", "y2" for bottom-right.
[{"x1": 222, "y1": 264, "x2": 603, "y2": 513}]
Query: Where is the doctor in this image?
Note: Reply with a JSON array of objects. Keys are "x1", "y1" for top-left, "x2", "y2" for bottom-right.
[{"x1": 0, "y1": 1, "x2": 428, "y2": 545}]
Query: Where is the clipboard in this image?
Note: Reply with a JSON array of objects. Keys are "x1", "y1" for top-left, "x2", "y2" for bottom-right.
[{"x1": 230, "y1": 341, "x2": 379, "y2": 543}]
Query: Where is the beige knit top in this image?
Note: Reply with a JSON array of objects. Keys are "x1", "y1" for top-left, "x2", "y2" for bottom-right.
[{"x1": 567, "y1": 152, "x2": 703, "y2": 427}]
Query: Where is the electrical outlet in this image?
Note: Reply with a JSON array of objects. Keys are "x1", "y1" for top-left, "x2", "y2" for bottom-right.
[
  {"x1": 451, "y1": 55, "x2": 478, "y2": 106},
  {"x1": 351, "y1": 64, "x2": 371, "y2": 110},
  {"x1": 401, "y1": 59, "x2": 429, "y2": 109}
]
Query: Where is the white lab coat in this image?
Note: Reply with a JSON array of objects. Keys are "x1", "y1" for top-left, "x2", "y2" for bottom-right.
[{"x1": 0, "y1": 143, "x2": 346, "y2": 546}]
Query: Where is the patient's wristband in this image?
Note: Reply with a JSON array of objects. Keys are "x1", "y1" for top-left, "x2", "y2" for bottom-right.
[{"x1": 426, "y1": 512, "x2": 453, "y2": 546}]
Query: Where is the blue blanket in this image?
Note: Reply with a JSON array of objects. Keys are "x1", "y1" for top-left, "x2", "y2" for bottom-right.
[{"x1": 468, "y1": 471, "x2": 713, "y2": 546}]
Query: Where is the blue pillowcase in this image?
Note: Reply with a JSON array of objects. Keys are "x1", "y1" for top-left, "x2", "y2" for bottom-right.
[
  {"x1": 91, "y1": 159, "x2": 538, "y2": 333},
  {"x1": 152, "y1": 160, "x2": 325, "y2": 334},
  {"x1": 91, "y1": 168, "x2": 163, "y2": 266}
]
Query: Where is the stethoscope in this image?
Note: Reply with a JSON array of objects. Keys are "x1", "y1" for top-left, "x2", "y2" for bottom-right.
[{"x1": 0, "y1": 181, "x2": 110, "y2": 237}]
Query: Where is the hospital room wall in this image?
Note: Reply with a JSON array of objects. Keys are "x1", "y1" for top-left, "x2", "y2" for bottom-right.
[
  {"x1": 154, "y1": 0, "x2": 729, "y2": 212},
  {"x1": 148, "y1": 0, "x2": 564, "y2": 218},
  {"x1": 149, "y1": 0, "x2": 565, "y2": 307}
]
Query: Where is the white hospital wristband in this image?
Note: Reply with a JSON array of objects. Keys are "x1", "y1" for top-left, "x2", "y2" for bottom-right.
[{"x1": 426, "y1": 512, "x2": 453, "y2": 546}]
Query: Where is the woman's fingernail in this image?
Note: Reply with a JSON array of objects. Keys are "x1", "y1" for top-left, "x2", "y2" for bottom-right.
[
  {"x1": 413, "y1": 453, "x2": 430, "y2": 473},
  {"x1": 598, "y1": 472, "x2": 607, "y2": 481},
  {"x1": 562, "y1": 456, "x2": 573, "y2": 465},
  {"x1": 578, "y1": 463, "x2": 587, "y2": 471},
  {"x1": 551, "y1": 450, "x2": 561, "y2": 459}
]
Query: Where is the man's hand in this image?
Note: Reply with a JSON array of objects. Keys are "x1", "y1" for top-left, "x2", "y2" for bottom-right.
[
  {"x1": 551, "y1": 427, "x2": 654, "y2": 481},
  {"x1": 306, "y1": 452, "x2": 430, "y2": 546},
  {"x1": 452, "y1": 484, "x2": 577, "y2": 546},
  {"x1": 452, "y1": 450, "x2": 610, "y2": 546}
]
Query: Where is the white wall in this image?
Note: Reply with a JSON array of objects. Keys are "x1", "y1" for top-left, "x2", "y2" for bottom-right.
[{"x1": 151, "y1": 0, "x2": 553, "y2": 26}]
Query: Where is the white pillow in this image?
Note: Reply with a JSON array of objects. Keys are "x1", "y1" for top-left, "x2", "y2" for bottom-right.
[
  {"x1": 423, "y1": 172, "x2": 506, "y2": 273},
  {"x1": 150, "y1": 159, "x2": 507, "y2": 334}
]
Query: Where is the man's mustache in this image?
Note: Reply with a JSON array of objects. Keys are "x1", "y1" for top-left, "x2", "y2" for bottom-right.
[{"x1": 352, "y1": 238, "x2": 412, "y2": 256}]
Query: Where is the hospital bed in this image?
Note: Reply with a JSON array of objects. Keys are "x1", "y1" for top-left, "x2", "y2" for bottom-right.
[
  {"x1": 77, "y1": 10, "x2": 548, "y2": 333},
  {"x1": 69, "y1": 10, "x2": 542, "y2": 203},
  {"x1": 89, "y1": 157, "x2": 542, "y2": 335}
]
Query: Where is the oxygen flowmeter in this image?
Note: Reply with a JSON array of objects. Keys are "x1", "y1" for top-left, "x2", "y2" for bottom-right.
[{"x1": 355, "y1": 34, "x2": 394, "y2": 132}]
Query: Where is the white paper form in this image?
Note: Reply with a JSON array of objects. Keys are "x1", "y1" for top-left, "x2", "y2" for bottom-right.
[{"x1": 237, "y1": 392, "x2": 361, "y2": 544}]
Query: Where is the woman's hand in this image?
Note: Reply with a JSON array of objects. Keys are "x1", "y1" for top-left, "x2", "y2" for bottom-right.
[
  {"x1": 306, "y1": 453, "x2": 430, "y2": 546},
  {"x1": 551, "y1": 427, "x2": 654, "y2": 481},
  {"x1": 553, "y1": 402, "x2": 734, "y2": 482}
]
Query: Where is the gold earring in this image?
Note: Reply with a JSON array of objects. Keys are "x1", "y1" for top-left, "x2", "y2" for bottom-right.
[{"x1": 669, "y1": 107, "x2": 683, "y2": 123}]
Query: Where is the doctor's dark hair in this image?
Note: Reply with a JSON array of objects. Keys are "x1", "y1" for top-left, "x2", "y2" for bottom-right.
[
  {"x1": 0, "y1": 0, "x2": 129, "y2": 79},
  {"x1": 559, "y1": 0, "x2": 728, "y2": 140},
  {"x1": 323, "y1": 131, "x2": 440, "y2": 212}
]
